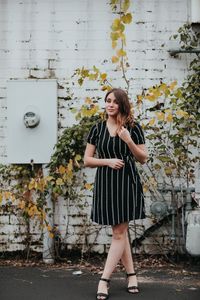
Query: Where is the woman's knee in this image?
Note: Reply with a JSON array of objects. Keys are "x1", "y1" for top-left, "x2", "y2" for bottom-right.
[{"x1": 112, "y1": 223, "x2": 128, "y2": 240}]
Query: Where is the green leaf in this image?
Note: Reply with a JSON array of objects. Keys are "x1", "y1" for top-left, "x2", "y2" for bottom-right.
[
  {"x1": 157, "y1": 156, "x2": 172, "y2": 162},
  {"x1": 78, "y1": 78, "x2": 84, "y2": 86},
  {"x1": 122, "y1": 0, "x2": 130, "y2": 12}
]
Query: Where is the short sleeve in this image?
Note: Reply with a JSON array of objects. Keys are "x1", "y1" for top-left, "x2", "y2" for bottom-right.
[
  {"x1": 87, "y1": 124, "x2": 98, "y2": 145},
  {"x1": 130, "y1": 122, "x2": 145, "y2": 144}
]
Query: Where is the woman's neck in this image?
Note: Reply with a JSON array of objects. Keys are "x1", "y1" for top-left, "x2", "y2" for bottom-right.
[{"x1": 107, "y1": 116, "x2": 117, "y2": 125}]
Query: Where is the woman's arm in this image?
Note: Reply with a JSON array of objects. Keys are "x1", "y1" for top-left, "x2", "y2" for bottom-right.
[
  {"x1": 126, "y1": 141, "x2": 148, "y2": 164},
  {"x1": 84, "y1": 143, "x2": 124, "y2": 169},
  {"x1": 117, "y1": 126, "x2": 148, "y2": 164}
]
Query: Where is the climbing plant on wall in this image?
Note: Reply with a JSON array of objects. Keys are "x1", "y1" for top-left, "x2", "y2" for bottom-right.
[{"x1": 143, "y1": 24, "x2": 200, "y2": 190}]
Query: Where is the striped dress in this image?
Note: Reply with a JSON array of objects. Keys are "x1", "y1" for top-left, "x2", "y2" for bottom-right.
[{"x1": 87, "y1": 120, "x2": 145, "y2": 226}]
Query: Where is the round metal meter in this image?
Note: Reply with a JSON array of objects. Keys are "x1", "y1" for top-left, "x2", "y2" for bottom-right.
[
  {"x1": 23, "y1": 111, "x2": 40, "y2": 128},
  {"x1": 150, "y1": 201, "x2": 168, "y2": 217}
]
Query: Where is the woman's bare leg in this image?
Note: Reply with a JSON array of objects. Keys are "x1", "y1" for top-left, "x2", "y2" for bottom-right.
[
  {"x1": 120, "y1": 233, "x2": 138, "y2": 292},
  {"x1": 97, "y1": 222, "x2": 128, "y2": 297},
  {"x1": 121, "y1": 233, "x2": 135, "y2": 273}
]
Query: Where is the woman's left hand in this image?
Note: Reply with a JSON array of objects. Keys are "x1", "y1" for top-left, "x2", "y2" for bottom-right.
[{"x1": 117, "y1": 126, "x2": 132, "y2": 144}]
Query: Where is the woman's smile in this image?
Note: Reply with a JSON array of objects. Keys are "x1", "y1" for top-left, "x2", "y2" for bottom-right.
[{"x1": 105, "y1": 92, "x2": 119, "y2": 116}]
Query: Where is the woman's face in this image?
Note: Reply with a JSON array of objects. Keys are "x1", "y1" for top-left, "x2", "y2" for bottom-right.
[{"x1": 105, "y1": 92, "x2": 119, "y2": 118}]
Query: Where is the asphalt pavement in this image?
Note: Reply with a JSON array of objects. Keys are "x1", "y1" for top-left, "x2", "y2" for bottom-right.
[{"x1": 0, "y1": 265, "x2": 199, "y2": 300}]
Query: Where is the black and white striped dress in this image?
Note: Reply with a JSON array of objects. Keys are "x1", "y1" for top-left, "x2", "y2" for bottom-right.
[{"x1": 87, "y1": 120, "x2": 145, "y2": 226}]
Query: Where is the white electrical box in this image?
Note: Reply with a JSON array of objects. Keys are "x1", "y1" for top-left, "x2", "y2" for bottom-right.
[
  {"x1": 186, "y1": 210, "x2": 200, "y2": 256},
  {"x1": 7, "y1": 80, "x2": 57, "y2": 164},
  {"x1": 191, "y1": 0, "x2": 200, "y2": 23}
]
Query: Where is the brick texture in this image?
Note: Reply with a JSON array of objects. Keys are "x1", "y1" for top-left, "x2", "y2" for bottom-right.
[{"x1": 0, "y1": 0, "x2": 190, "y2": 254}]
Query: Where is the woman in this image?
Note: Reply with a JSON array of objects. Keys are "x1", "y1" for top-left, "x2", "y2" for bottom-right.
[{"x1": 84, "y1": 88, "x2": 148, "y2": 299}]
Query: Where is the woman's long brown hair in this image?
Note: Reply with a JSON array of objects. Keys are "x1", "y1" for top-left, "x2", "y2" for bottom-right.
[{"x1": 104, "y1": 88, "x2": 134, "y2": 129}]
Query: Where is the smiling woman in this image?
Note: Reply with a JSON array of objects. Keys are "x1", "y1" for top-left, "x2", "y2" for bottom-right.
[{"x1": 84, "y1": 88, "x2": 148, "y2": 299}]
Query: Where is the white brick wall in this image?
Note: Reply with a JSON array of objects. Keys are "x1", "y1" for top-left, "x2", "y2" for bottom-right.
[{"x1": 0, "y1": 0, "x2": 191, "y2": 254}]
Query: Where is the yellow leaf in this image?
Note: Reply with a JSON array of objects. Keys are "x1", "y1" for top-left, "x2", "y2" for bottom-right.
[
  {"x1": 18, "y1": 200, "x2": 25, "y2": 210},
  {"x1": 154, "y1": 163, "x2": 161, "y2": 170},
  {"x1": 149, "y1": 118, "x2": 155, "y2": 126},
  {"x1": 101, "y1": 85, "x2": 112, "y2": 91},
  {"x1": 169, "y1": 81, "x2": 177, "y2": 90},
  {"x1": 145, "y1": 94, "x2": 156, "y2": 101},
  {"x1": 4, "y1": 191, "x2": 11, "y2": 200},
  {"x1": 111, "y1": 18, "x2": 121, "y2": 31},
  {"x1": 110, "y1": 32, "x2": 119, "y2": 41},
  {"x1": 117, "y1": 49, "x2": 127, "y2": 57},
  {"x1": 89, "y1": 73, "x2": 98, "y2": 81},
  {"x1": 164, "y1": 167, "x2": 172, "y2": 175},
  {"x1": 67, "y1": 160, "x2": 73, "y2": 172},
  {"x1": 67, "y1": 170, "x2": 73, "y2": 182},
  {"x1": 176, "y1": 110, "x2": 189, "y2": 118},
  {"x1": 112, "y1": 40, "x2": 117, "y2": 49},
  {"x1": 62, "y1": 174, "x2": 68, "y2": 182},
  {"x1": 122, "y1": 0, "x2": 130, "y2": 12},
  {"x1": 78, "y1": 78, "x2": 83, "y2": 86},
  {"x1": 56, "y1": 178, "x2": 64, "y2": 186},
  {"x1": 111, "y1": 0, "x2": 118, "y2": 5},
  {"x1": 174, "y1": 89, "x2": 182, "y2": 98},
  {"x1": 10, "y1": 194, "x2": 16, "y2": 202},
  {"x1": 85, "y1": 97, "x2": 92, "y2": 104},
  {"x1": 155, "y1": 112, "x2": 165, "y2": 121},
  {"x1": 136, "y1": 95, "x2": 143, "y2": 103},
  {"x1": 117, "y1": 31, "x2": 126, "y2": 43},
  {"x1": 81, "y1": 68, "x2": 89, "y2": 77},
  {"x1": 85, "y1": 183, "x2": 92, "y2": 190},
  {"x1": 112, "y1": 56, "x2": 119, "y2": 63},
  {"x1": 166, "y1": 113, "x2": 173, "y2": 122},
  {"x1": 143, "y1": 184, "x2": 149, "y2": 193},
  {"x1": 49, "y1": 233, "x2": 54, "y2": 238},
  {"x1": 45, "y1": 176, "x2": 55, "y2": 182},
  {"x1": 149, "y1": 177, "x2": 157, "y2": 187},
  {"x1": 42, "y1": 210, "x2": 46, "y2": 219},
  {"x1": 93, "y1": 65, "x2": 99, "y2": 72},
  {"x1": 154, "y1": 89, "x2": 162, "y2": 98},
  {"x1": 75, "y1": 154, "x2": 82, "y2": 161},
  {"x1": 47, "y1": 225, "x2": 52, "y2": 231},
  {"x1": 0, "y1": 193, "x2": 3, "y2": 203},
  {"x1": 159, "y1": 83, "x2": 167, "y2": 92},
  {"x1": 28, "y1": 207, "x2": 34, "y2": 217},
  {"x1": 28, "y1": 179, "x2": 34, "y2": 190},
  {"x1": 58, "y1": 165, "x2": 66, "y2": 174},
  {"x1": 100, "y1": 73, "x2": 107, "y2": 81},
  {"x1": 37, "y1": 180, "x2": 45, "y2": 192},
  {"x1": 121, "y1": 13, "x2": 132, "y2": 24}
]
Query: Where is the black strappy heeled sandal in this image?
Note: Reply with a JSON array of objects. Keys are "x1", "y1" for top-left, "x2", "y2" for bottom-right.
[
  {"x1": 96, "y1": 278, "x2": 110, "y2": 300},
  {"x1": 126, "y1": 272, "x2": 139, "y2": 294}
]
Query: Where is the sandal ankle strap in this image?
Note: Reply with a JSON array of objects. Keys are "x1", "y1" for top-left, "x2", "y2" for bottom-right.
[
  {"x1": 100, "y1": 278, "x2": 110, "y2": 283},
  {"x1": 126, "y1": 272, "x2": 136, "y2": 277}
]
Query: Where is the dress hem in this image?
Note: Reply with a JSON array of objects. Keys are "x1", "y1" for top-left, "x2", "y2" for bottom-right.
[{"x1": 90, "y1": 215, "x2": 146, "y2": 226}]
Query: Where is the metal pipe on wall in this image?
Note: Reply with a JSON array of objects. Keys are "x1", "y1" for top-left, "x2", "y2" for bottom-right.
[{"x1": 42, "y1": 164, "x2": 55, "y2": 264}]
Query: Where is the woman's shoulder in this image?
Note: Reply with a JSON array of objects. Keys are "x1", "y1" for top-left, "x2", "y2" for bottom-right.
[
  {"x1": 96, "y1": 119, "x2": 106, "y2": 127},
  {"x1": 89, "y1": 120, "x2": 105, "y2": 131},
  {"x1": 129, "y1": 120, "x2": 143, "y2": 131}
]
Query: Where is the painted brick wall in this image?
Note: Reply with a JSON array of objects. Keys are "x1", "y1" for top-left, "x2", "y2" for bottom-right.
[{"x1": 0, "y1": 0, "x2": 191, "y2": 254}]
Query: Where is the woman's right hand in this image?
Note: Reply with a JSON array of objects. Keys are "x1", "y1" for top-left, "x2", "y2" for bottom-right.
[{"x1": 107, "y1": 158, "x2": 124, "y2": 169}]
